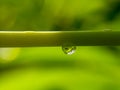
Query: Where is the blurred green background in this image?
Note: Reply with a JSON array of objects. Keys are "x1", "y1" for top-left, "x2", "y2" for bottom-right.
[{"x1": 0, "y1": 0, "x2": 120, "y2": 90}]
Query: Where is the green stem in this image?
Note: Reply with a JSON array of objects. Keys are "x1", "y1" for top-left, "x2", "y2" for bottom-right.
[{"x1": 0, "y1": 31, "x2": 120, "y2": 47}]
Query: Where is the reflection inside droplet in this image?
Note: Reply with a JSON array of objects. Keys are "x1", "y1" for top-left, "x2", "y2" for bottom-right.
[{"x1": 62, "y1": 44, "x2": 76, "y2": 55}]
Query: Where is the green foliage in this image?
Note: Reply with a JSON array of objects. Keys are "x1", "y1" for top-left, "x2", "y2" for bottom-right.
[{"x1": 0, "y1": 0, "x2": 120, "y2": 90}]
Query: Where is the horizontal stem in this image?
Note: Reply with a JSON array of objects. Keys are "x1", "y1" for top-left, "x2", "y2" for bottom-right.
[{"x1": 0, "y1": 31, "x2": 120, "y2": 47}]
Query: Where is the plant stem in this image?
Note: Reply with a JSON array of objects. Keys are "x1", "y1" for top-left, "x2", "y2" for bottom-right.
[{"x1": 0, "y1": 31, "x2": 120, "y2": 47}]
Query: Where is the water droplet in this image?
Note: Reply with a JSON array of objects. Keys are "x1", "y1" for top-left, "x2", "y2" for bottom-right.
[{"x1": 62, "y1": 44, "x2": 76, "y2": 55}]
